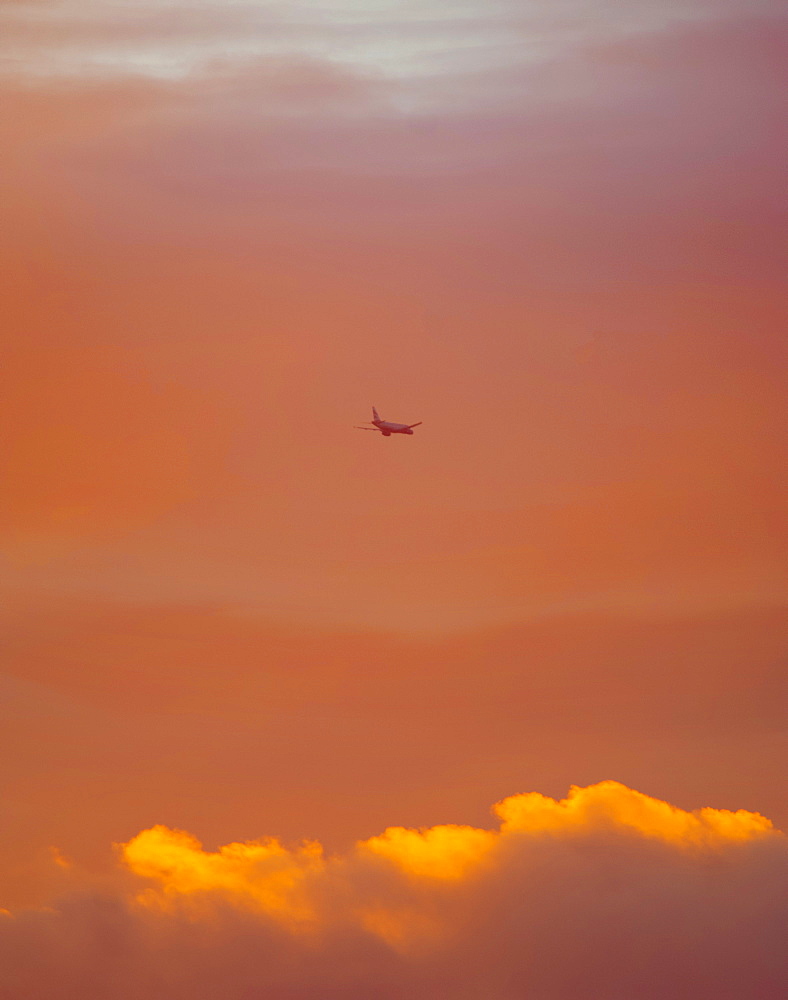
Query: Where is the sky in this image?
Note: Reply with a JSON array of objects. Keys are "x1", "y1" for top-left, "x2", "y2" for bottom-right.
[{"x1": 1, "y1": 1, "x2": 786, "y2": 996}]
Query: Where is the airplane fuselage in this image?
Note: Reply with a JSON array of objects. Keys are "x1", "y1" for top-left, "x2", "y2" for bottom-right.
[{"x1": 373, "y1": 420, "x2": 414, "y2": 435}]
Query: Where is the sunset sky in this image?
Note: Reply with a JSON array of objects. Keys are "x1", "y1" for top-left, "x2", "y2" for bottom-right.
[{"x1": 1, "y1": 1, "x2": 786, "y2": 996}]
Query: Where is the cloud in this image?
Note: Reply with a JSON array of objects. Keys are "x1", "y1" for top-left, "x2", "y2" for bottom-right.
[
  {"x1": 495, "y1": 781, "x2": 776, "y2": 844},
  {"x1": 120, "y1": 782, "x2": 776, "y2": 907},
  {"x1": 123, "y1": 825, "x2": 325, "y2": 921},
  {"x1": 2, "y1": 782, "x2": 784, "y2": 999},
  {"x1": 3, "y1": 0, "x2": 774, "y2": 94}
]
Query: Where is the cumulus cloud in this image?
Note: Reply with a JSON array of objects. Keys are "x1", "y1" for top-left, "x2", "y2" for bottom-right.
[{"x1": 1, "y1": 783, "x2": 785, "y2": 999}]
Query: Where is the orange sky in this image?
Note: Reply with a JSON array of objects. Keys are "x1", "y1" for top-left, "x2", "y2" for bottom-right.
[{"x1": 1, "y1": 1, "x2": 786, "y2": 995}]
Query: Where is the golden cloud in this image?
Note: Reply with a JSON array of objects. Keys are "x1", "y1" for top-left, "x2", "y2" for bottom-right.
[
  {"x1": 360, "y1": 823, "x2": 498, "y2": 880},
  {"x1": 120, "y1": 782, "x2": 777, "y2": 934},
  {"x1": 2, "y1": 781, "x2": 784, "y2": 999},
  {"x1": 494, "y1": 780, "x2": 774, "y2": 845},
  {"x1": 122, "y1": 825, "x2": 324, "y2": 921}
]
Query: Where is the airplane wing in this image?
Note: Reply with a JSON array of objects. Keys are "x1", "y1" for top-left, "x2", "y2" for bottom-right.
[
  {"x1": 354, "y1": 426, "x2": 379, "y2": 431},
  {"x1": 407, "y1": 422, "x2": 422, "y2": 428}
]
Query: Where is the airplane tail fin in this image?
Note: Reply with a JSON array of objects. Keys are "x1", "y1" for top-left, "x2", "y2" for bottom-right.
[{"x1": 372, "y1": 406, "x2": 381, "y2": 422}]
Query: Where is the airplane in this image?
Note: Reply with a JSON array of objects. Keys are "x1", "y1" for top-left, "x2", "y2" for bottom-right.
[{"x1": 355, "y1": 406, "x2": 422, "y2": 436}]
